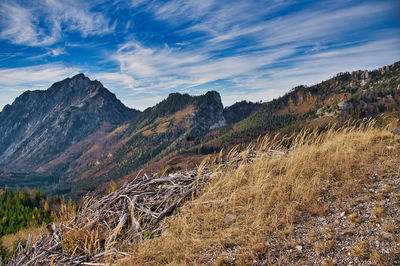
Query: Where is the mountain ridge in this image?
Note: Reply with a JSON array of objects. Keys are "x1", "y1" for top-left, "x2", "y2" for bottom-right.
[
  {"x1": 199, "y1": 61, "x2": 400, "y2": 151},
  {"x1": 0, "y1": 61, "x2": 399, "y2": 198}
]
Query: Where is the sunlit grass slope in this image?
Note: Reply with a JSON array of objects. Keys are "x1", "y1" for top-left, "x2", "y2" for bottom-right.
[{"x1": 124, "y1": 120, "x2": 400, "y2": 265}]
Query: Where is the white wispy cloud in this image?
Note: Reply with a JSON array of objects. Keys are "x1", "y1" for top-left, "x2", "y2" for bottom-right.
[
  {"x1": 106, "y1": 0, "x2": 400, "y2": 108},
  {"x1": 0, "y1": 0, "x2": 114, "y2": 47},
  {"x1": 44, "y1": 0, "x2": 116, "y2": 37},
  {"x1": 253, "y1": 2, "x2": 393, "y2": 48},
  {"x1": 0, "y1": 3, "x2": 59, "y2": 46},
  {"x1": 0, "y1": 64, "x2": 80, "y2": 92},
  {"x1": 49, "y1": 47, "x2": 67, "y2": 56},
  {"x1": 152, "y1": 0, "x2": 215, "y2": 22},
  {"x1": 110, "y1": 41, "x2": 295, "y2": 93},
  {"x1": 221, "y1": 38, "x2": 400, "y2": 106},
  {"x1": 93, "y1": 72, "x2": 137, "y2": 90}
]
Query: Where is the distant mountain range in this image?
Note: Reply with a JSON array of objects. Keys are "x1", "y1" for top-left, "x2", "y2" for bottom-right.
[{"x1": 0, "y1": 61, "x2": 399, "y2": 198}]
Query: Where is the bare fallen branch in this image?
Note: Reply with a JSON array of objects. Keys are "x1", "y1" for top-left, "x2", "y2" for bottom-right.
[{"x1": 8, "y1": 146, "x2": 285, "y2": 265}]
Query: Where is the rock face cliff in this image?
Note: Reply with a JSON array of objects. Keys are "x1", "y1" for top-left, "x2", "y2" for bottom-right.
[
  {"x1": 186, "y1": 91, "x2": 226, "y2": 134},
  {"x1": 0, "y1": 74, "x2": 139, "y2": 171},
  {"x1": 135, "y1": 90, "x2": 226, "y2": 134}
]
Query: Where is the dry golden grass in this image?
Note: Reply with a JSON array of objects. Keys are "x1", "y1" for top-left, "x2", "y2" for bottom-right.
[
  {"x1": 107, "y1": 124, "x2": 129, "y2": 139},
  {"x1": 120, "y1": 121, "x2": 400, "y2": 265},
  {"x1": 156, "y1": 121, "x2": 171, "y2": 134},
  {"x1": 141, "y1": 129, "x2": 154, "y2": 137},
  {"x1": 277, "y1": 96, "x2": 317, "y2": 115},
  {"x1": 135, "y1": 105, "x2": 195, "y2": 138},
  {"x1": 314, "y1": 240, "x2": 336, "y2": 256},
  {"x1": 370, "y1": 251, "x2": 388, "y2": 265},
  {"x1": 382, "y1": 217, "x2": 397, "y2": 234},
  {"x1": 171, "y1": 105, "x2": 195, "y2": 125},
  {"x1": 350, "y1": 240, "x2": 370, "y2": 260},
  {"x1": 57, "y1": 198, "x2": 78, "y2": 222},
  {"x1": 154, "y1": 105, "x2": 194, "y2": 125},
  {"x1": 1, "y1": 227, "x2": 43, "y2": 252},
  {"x1": 372, "y1": 202, "x2": 385, "y2": 218}
]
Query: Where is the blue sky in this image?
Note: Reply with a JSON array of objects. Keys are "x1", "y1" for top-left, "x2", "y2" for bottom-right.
[{"x1": 0, "y1": 0, "x2": 399, "y2": 111}]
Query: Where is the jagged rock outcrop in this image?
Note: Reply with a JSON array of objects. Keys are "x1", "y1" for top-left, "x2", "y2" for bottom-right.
[
  {"x1": 192, "y1": 91, "x2": 226, "y2": 132},
  {"x1": 0, "y1": 74, "x2": 139, "y2": 171},
  {"x1": 127, "y1": 90, "x2": 226, "y2": 139}
]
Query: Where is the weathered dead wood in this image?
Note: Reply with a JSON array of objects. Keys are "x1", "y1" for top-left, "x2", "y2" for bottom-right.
[
  {"x1": 26, "y1": 242, "x2": 62, "y2": 266},
  {"x1": 107, "y1": 213, "x2": 129, "y2": 245},
  {"x1": 9, "y1": 166, "x2": 212, "y2": 265},
  {"x1": 8, "y1": 147, "x2": 286, "y2": 265},
  {"x1": 151, "y1": 185, "x2": 197, "y2": 227}
]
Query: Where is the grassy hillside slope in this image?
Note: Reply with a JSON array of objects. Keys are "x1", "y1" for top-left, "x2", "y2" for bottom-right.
[
  {"x1": 6, "y1": 119, "x2": 399, "y2": 265},
  {"x1": 125, "y1": 120, "x2": 400, "y2": 265}
]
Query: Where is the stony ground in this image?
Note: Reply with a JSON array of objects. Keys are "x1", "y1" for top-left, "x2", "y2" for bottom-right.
[{"x1": 262, "y1": 162, "x2": 400, "y2": 265}]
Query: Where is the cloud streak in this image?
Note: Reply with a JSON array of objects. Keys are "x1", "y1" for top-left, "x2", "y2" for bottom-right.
[
  {"x1": 0, "y1": 3, "x2": 58, "y2": 46},
  {"x1": 224, "y1": 38, "x2": 400, "y2": 105},
  {"x1": 102, "y1": 0, "x2": 400, "y2": 107},
  {"x1": 0, "y1": 0, "x2": 114, "y2": 47},
  {"x1": 0, "y1": 64, "x2": 80, "y2": 92}
]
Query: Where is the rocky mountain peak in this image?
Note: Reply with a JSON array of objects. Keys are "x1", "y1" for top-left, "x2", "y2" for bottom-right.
[
  {"x1": 72, "y1": 73, "x2": 87, "y2": 79},
  {"x1": 48, "y1": 73, "x2": 99, "y2": 97},
  {"x1": 204, "y1": 90, "x2": 221, "y2": 102},
  {"x1": 191, "y1": 90, "x2": 226, "y2": 132},
  {"x1": 0, "y1": 74, "x2": 139, "y2": 171}
]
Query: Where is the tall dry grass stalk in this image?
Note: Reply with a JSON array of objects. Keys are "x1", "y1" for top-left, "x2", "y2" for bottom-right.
[
  {"x1": 57, "y1": 198, "x2": 78, "y2": 222},
  {"x1": 124, "y1": 120, "x2": 400, "y2": 265}
]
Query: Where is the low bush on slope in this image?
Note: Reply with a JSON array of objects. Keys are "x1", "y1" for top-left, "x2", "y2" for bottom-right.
[{"x1": 126, "y1": 120, "x2": 400, "y2": 265}]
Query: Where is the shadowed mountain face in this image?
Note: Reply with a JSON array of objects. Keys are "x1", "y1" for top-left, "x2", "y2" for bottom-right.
[{"x1": 0, "y1": 74, "x2": 139, "y2": 171}]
